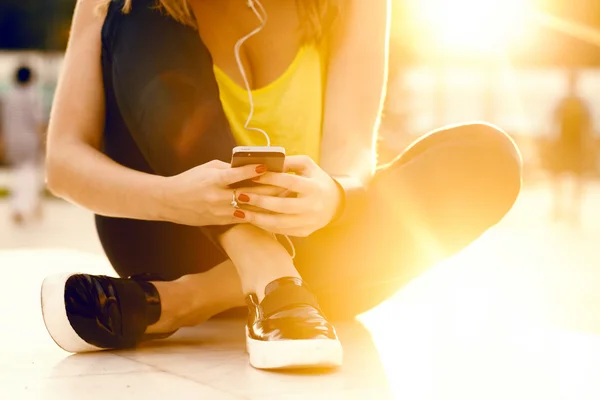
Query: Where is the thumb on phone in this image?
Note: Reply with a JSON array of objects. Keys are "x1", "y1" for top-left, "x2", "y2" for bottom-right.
[{"x1": 219, "y1": 164, "x2": 265, "y2": 186}]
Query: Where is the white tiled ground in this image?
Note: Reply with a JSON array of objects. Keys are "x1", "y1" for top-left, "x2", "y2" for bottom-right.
[{"x1": 1, "y1": 179, "x2": 600, "y2": 399}]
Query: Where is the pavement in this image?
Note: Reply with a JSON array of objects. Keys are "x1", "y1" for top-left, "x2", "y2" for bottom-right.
[{"x1": 0, "y1": 178, "x2": 599, "y2": 399}]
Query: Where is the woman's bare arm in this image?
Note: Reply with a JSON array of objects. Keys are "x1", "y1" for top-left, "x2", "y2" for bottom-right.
[
  {"x1": 319, "y1": 0, "x2": 391, "y2": 183},
  {"x1": 46, "y1": 0, "x2": 171, "y2": 221}
]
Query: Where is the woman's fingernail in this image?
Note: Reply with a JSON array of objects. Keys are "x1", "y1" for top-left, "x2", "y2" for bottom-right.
[
  {"x1": 234, "y1": 210, "x2": 246, "y2": 219},
  {"x1": 255, "y1": 165, "x2": 267, "y2": 174},
  {"x1": 238, "y1": 193, "x2": 250, "y2": 203}
]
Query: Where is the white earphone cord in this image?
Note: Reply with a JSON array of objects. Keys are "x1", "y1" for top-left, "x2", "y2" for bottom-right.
[
  {"x1": 235, "y1": 0, "x2": 296, "y2": 259},
  {"x1": 235, "y1": 0, "x2": 270, "y2": 146}
]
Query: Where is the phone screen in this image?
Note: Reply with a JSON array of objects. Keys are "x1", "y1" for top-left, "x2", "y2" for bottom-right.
[
  {"x1": 231, "y1": 152, "x2": 285, "y2": 172},
  {"x1": 229, "y1": 149, "x2": 285, "y2": 188}
]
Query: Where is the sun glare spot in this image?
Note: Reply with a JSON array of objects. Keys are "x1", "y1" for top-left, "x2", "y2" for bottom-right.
[{"x1": 411, "y1": 0, "x2": 533, "y2": 53}]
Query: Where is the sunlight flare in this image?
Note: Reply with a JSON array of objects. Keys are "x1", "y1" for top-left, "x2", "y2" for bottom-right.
[{"x1": 411, "y1": 0, "x2": 533, "y2": 52}]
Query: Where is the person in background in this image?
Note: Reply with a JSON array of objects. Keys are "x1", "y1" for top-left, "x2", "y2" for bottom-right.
[
  {"x1": 549, "y1": 70, "x2": 594, "y2": 225},
  {"x1": 0, "y1": 65, "x2": 46, "y2": 225}
]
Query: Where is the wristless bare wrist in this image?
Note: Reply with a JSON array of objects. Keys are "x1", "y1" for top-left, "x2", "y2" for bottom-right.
[
  {"x1": 152, "y1": 175, "x2": 181, "y2": 223},
  {"x1": 329, "y1": 175, "x2": 367, "y2": 226}
]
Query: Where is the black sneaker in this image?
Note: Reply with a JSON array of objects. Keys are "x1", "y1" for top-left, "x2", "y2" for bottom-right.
[
  {"x1": 41, "y1": 273, "x2": 175, "y2": 353},
  {"x1": 245, "y1": 277, "x2": 343, "y2": 370}
]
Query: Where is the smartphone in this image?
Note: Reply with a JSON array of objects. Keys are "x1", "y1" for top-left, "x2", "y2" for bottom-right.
[{"x1": 230, "y1": 146, "x2": 286, "y2": 188}]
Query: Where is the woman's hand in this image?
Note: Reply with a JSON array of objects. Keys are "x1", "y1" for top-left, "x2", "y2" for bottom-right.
[
  {"x1": 234, "y1": 155, "x2": 342, "y2": 237},
  {"x1": 162, "y1": 160, "x2": 267, "y2": 226}
]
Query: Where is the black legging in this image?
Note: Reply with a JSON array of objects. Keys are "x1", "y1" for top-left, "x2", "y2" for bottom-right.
[{"x1": 97, "y1": 0, "x2": 522, "y2": 319}]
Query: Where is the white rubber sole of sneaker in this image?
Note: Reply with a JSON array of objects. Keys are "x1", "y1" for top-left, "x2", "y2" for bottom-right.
[
  {"x1": 246, "y1": 328, "x2": 343, "y2": 370},
  {"x1": 41, "y1": 273, "x2": 102, "y2": 353}
]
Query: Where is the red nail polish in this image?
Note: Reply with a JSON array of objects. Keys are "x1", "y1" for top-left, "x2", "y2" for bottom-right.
[
  {"x1": 234, "y1": 210, "x2": 246, "y2": 219},
  {"x1": 238, "y1": 193, "x2": 250, "y2": 203},
  {"x1": 255, "y1": 165, "x2": 267, "y2": 174}
]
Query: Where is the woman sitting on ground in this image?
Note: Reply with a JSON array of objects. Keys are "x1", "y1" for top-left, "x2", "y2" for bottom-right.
[{"x1": 41, "y1": 0, "x2": 521, "y2": 370}]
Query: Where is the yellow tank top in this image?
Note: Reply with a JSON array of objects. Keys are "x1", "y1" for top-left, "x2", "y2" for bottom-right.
[{"x1": 213, "y1": 46, "x2": 324, "y2": 162}]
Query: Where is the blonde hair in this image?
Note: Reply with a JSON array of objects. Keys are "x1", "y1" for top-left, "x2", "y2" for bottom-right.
[{"x1": 99, "y1": 0, "x2": 339, "y2": 42}]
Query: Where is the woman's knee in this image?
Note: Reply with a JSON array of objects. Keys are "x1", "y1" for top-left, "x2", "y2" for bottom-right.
[
  {"x1": 383, "y1": 122, "x2": 522, "y2": 234},
  {"x1": 453, "y1": 122, "x2": 522, "y2": 167},
  {"x1": 404, "y1": 122, "x2": 521, "y2": 166},
  {"x1": 437, "y1": 122, "x2": 522, "y2": 226},
  {"x1": 460, "y1": 122, "x2": 522, "y2": 205}
]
